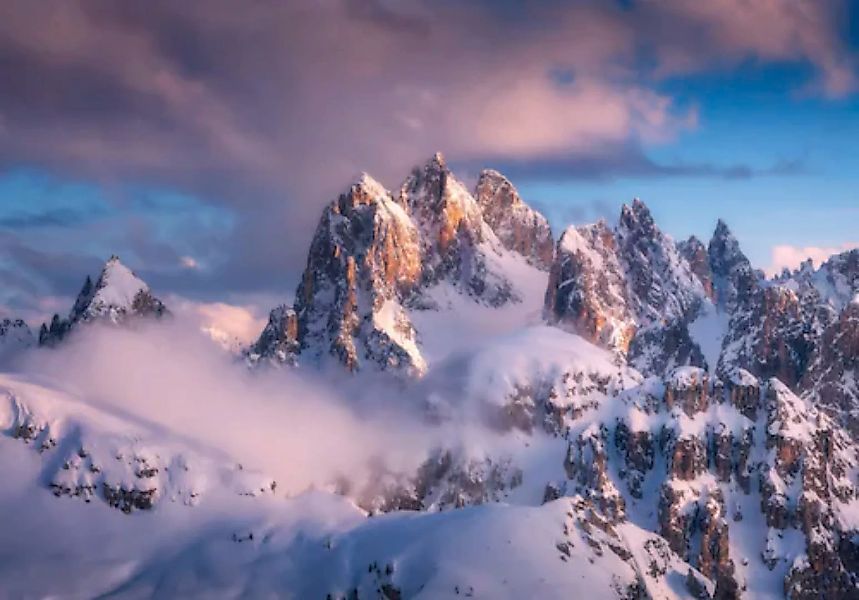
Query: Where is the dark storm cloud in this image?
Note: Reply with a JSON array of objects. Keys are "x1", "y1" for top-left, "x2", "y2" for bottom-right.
[{"x1": 0, "y1": 0, "x2": 854, "y2": 304}]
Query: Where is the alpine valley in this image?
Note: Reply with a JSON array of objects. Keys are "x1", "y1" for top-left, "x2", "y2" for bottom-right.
[{"x1": 1, "y1": 154, "x2": 857, "y2": 599}]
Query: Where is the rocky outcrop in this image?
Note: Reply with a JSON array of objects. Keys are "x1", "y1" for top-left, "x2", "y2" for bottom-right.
[
  {"x1": 354, "y1": 449, "x2": 523, "y2": 514},
  {"x1": 616, "y1": 199, "x2": 704, "y2": 325},
  {"x1": 679, "y1": 236, "x2": 716, "y2": 302},
  {"x1": 708, "y1": 220, "x2": 758, "y2": 313},
  {"x1": 247, "y1": 305, "x2": 299, "y2": 365},
  {"x1": 629, "y1": 319, "x2": 708, "y2": 376},
  {"x1": 545, "y1": 221, "x2": 635, "y2": 351},
  {"x1": 251, "y1": 154, "x2": 531, "y2": 374},
  {"x1": 399, "y1": 153, "x2": 518, "y2": 306},
  {"x1": 565, "y1": 425, "x2": 627, "y2": 523},
  {"x1": 801, "y1": 296, "x2": 859, "y2": 438},
  {"x1": 718, "y1": 285, "x2": 817, "y2": 388},
  {"x1": 664, "y1": 367, "x2": 712, "y2": 417},
  {"x1": 474, "y1": 169, "x2": 554, "y2": 270},
  {"x1": 545, "y1": 199, "x2": 706, "y2": 375},
  {"x1": 289, "y1": 173, "x2": 425, "y2": 375},
  {"x1": 39, "y1": 256, "x2": 168, "y2": 346}
]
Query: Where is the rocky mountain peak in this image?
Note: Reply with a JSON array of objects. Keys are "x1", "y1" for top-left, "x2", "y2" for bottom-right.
[
  {"x1": 678, "y1": 236, "x2": 716, "y2": 301},
  {"x1": 618, "y1": 197, "x2": 657, "y2": 237},
  {"x1": 474, "y1": 168, "x2": 554, "y2": 270},
  {"x1": 289, "y1": 176, "x2": 425, "y2": 375},
  {"x1": 708, "y1": 219, "x2": 757, "y2": 312},
  {"x1": 349, "y1": 172, "x2": 390, "y2": 206},
  {"x1": 547, "y1": 198, "x2": 707, "y2": 375},
  {"x1": 398, "y1": 153, "x2": 486, "y2": 260},
  {"x1": 251, "y1": 154, "x2": 535, "y2": 374},
  {"x1": 545, "y1": 222, "x2": 635, "y2": 352},
  {"x1": 615, "y1": 199, "x2": 704, "y2": 324},
  {"x1": 39, "y1": 255, "x2": 169, "y2": 346}
]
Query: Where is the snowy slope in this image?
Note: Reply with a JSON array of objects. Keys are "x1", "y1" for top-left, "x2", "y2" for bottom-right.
[{"x1": 0, "y1": 367, "x2": 710, "y2": 600}]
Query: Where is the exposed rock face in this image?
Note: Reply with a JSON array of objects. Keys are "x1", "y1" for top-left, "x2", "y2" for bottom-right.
[
  {"x1": 474, "y1": 169, "x2": 554, "y2": 270},
  {"x1": 664, "y1": 367, "x2": 711, "y2": 417},
  {"x1": 708, "y1": 220, "x2": 758, "y2": 313},
  {"x1": 631, "y1": 324, "x2": 708, "y2": 382},
  {"x1": 726, "y1": 369, "x2": 761, "y2": 420},
  {"x1": 719, "y1": 285, "x2": 817, "y2": 388},
  {"x1": 545, "y1": 199, "x2": 706, "y2": 375},
  {"x1": 565, "y1": 425, "x2": 626, "y2": 523},
  {"x1": 802, "y1": 294, "x2": 859, "y2": 438},
  {"x1": 249, "y1": 154, "x2": 551, "y2": 376},
  {"x1": 545, "y1": 221, "x2": 636, "y2": 351},
  {"x1": 616, "y1": 200, "x2": 704, "y2": 325},
  {"x1": 39, "y1": 256, "x2": 168, "y2": 346},
  {"x1": 251, "y1": 154, "x2": 536, "y2": 374},
  {"x1": 678, "y1": 236, "x2": 716, "y2": 302},
  {"x1": 247, "y1": 305, "x2": 299, "y2": 366},
  {"x1": 354, "y1": 448, "x2": 523, "y2": 514},
  {"x1": 399, "y1": 153, "x2": 518, "y2": 306},
  {"x1": 291, "y1": 174, "x2": 425, "y2": 375},
  {"x1": 713, "y1": 230, "x2": 859, "y2": 442}
]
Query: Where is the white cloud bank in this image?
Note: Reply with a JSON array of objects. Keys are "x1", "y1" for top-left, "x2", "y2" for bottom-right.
[{"x1": 767, "y1": 241, "x2": 859, "y2": 276}]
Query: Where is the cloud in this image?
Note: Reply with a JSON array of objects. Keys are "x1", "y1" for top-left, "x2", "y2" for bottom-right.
[
  {"x1": 462, "y1": 145, "x2": 809, "y2": 182},
  {"x1": 179, "y1": 255, "x2": 199, "y2": 270},
  {"x1": 644, "y1": 0, "x2": 857, "y2": 98},
  {"x1": 22, "y1": 321, "x2": 442, "y2": 495},
  {"x1": 0, "y1": 0, "x2": 853, "y2": 304},
  {"x1": 166, "y1": 295, "x2": 268, "y2": 346},
  {"x1": 767, "y1": 241, "x2": 859, "y2": 276}
]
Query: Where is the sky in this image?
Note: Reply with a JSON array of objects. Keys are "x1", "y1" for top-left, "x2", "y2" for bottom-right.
[{"x1": 0, "y1": 0, "x2": 857, "y2": 329}]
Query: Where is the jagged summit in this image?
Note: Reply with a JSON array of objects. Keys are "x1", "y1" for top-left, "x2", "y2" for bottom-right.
[
  {"x1": 546, "y1": 198, "x2": 707, "y2": 375},
  {"x1": 474, "y1": 169, "x2": 554, "y2": 270},
  {"x1": 351, "y1": 172, "x2": 389, "y2": 200},
  {"x1": 619, "y1": 197, "x2": 657, "y2": 236},
  {"x1": 707, "y1": 219, "x2": 757, "y2": 312},
  {"x1": 398, "y1": 152, "x2": 488, "y2": 266},
  {"x1": 288, "y1": 174, "x2": 424, "y2": 374},
  {"x1": 39, "y1": 255, "x2": 169, "y2": 346},
  {"x1": 250, "y1": 153, "x2": 543, "y2": 373},
  {"x1": 677, "y1": 235, "x2": 716, "y2": 301}
]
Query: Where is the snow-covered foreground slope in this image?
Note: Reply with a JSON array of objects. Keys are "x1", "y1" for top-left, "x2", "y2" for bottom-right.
[{"x1": 0, "y1": 367, "x2": 710, "y2": 599}]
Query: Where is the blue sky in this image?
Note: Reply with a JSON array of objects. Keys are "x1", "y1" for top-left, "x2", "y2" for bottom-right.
[{"x1": 0, "y1": 1, "x2": 857, "y2": 321}]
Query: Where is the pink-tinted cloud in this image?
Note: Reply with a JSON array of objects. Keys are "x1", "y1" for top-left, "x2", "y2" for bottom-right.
[
  {"x1": 767, "y1": 241, "x2": 859, "y2": 276},
  {"x1": 0, "y1": 0, "x2": 854, "y2": 304},
  {"x1": 646, "y1": 0, "x2": 856, "y2": 98}
]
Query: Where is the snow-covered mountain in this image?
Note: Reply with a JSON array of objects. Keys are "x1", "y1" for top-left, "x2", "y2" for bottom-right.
[
  {"x1": 248, "y1": 153, "x2": 549, "y2": 374},
  {"x1": 39, "y1": 255, "x2": 169, "y2": 346},
  {"x1": 544, "y1": 199, "x2": 708, "y2": 376},
  {"x1": 2, "y1": 154, "x2": 858, "y2": 598}
]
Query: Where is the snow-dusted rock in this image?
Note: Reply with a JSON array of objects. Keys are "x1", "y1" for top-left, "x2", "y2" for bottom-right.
[
  {"x1": 545, "y1": 199, "x2": 707, "y2": 376},
  {"x1": 38, "y1": 255, "x2": 168, "y2": 346},
  {"x1": 251, "y1": 153, "x2": 543, "y2": 375},
  {"x1": 399, "y1": 153, "x2": 519, "y2": 306},
  {"x1": 474, "y1": 168, "x2": 554, "y2": 270}
]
